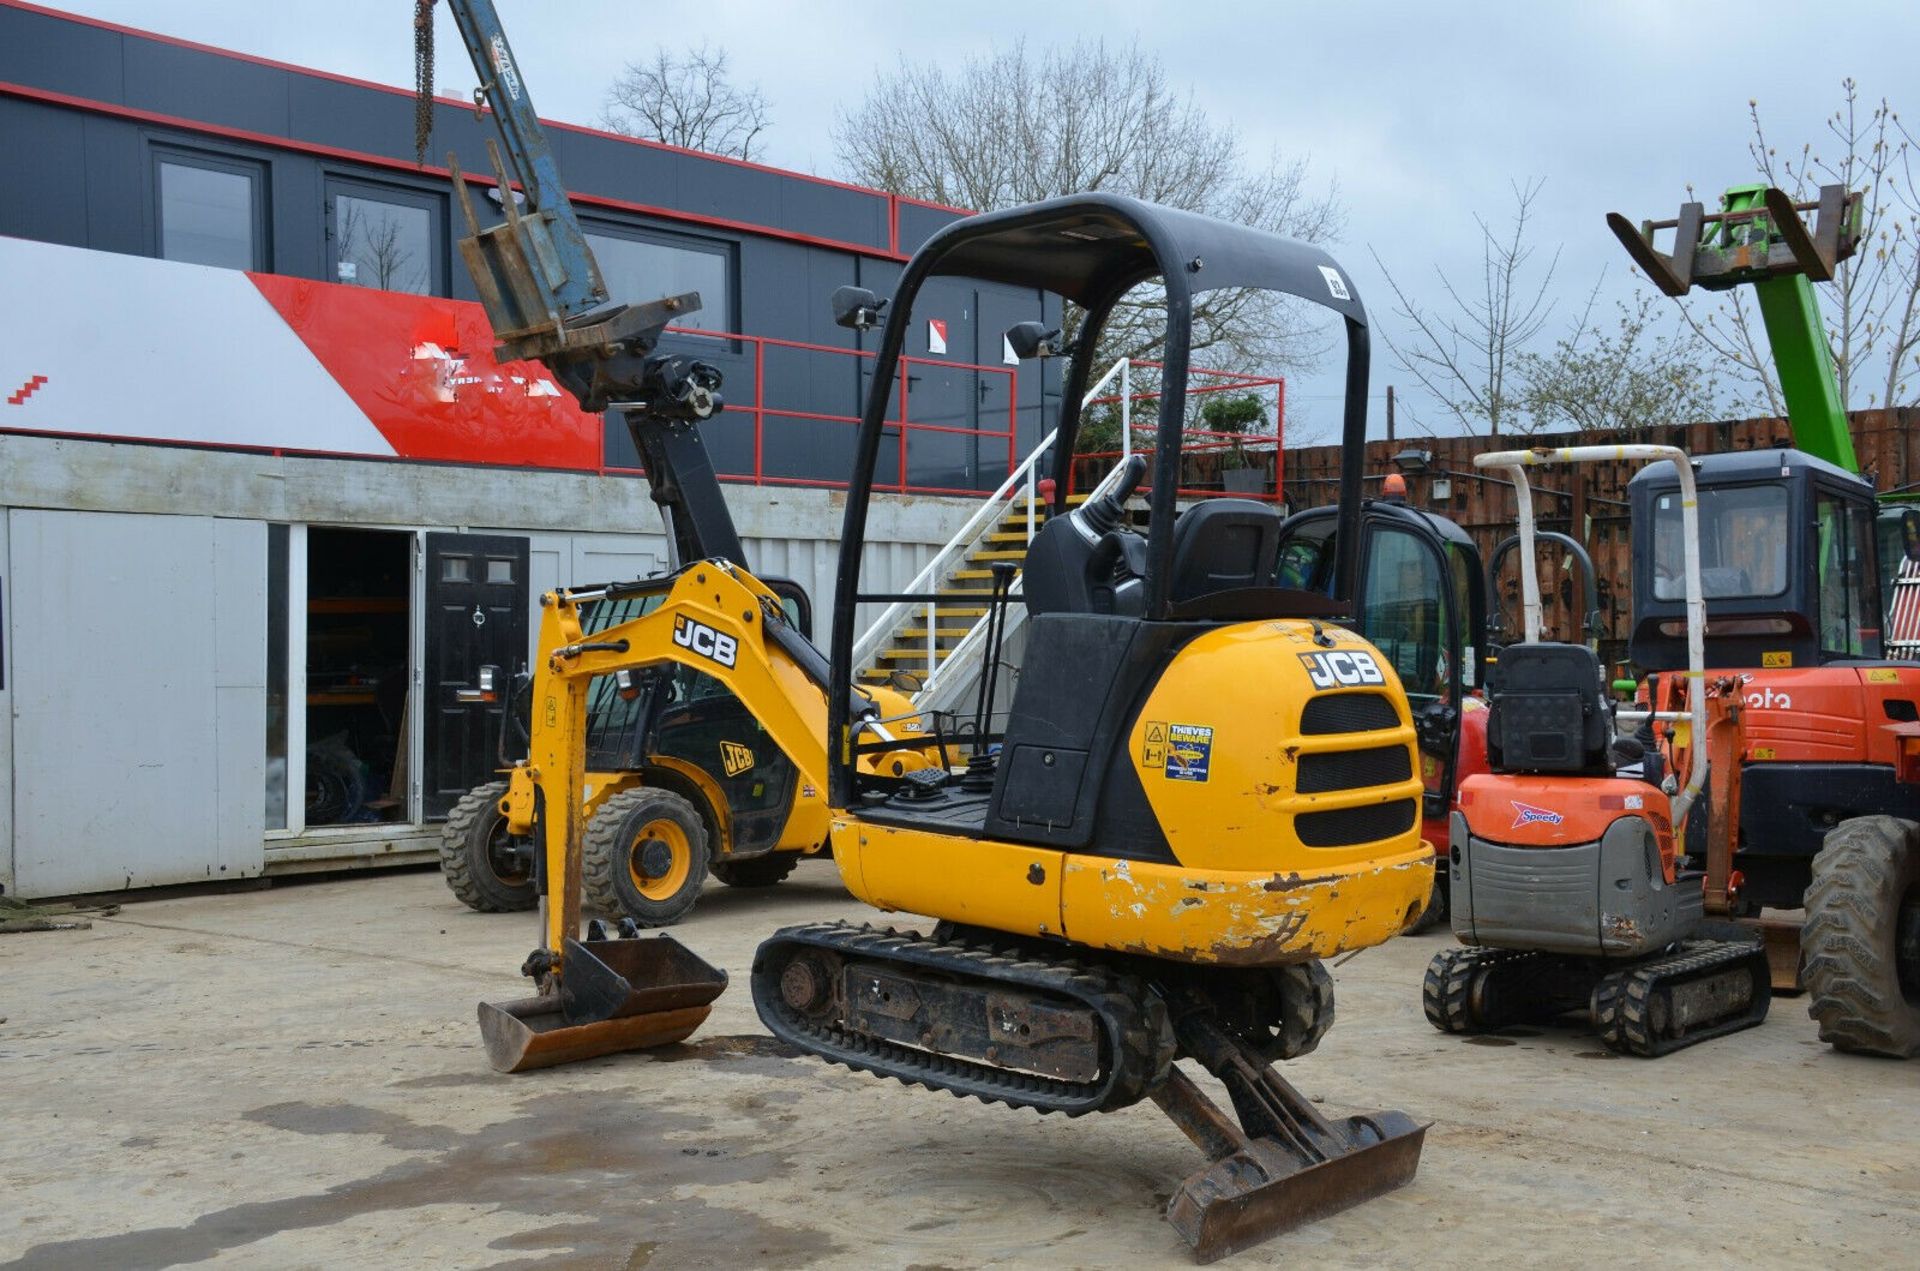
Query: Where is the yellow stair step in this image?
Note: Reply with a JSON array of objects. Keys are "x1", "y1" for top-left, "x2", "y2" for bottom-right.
[
  {"x1": 878, "y1": 647, "x2": 952, "y2": 662},
  {"x1": 967, "y1": 550, "x2": 1027, "y2": 562}
]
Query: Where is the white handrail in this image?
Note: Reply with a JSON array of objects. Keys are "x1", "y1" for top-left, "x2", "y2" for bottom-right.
[
  {"x1": 917, "y1": 454, "x2": 1141, "y2": 698},
  {"x1": 851, "y1": 356, "x2": 1140, "y2": 681},
  {"x1": 849, "y1": 428, "x2": 1057, "y2": 673},
  {"x1": 1474, "y1": 443, "x2": 1706, "y2": 828},
  {"x1": 1081, "y1": 356, "x2": 1134, "y2": 465}
]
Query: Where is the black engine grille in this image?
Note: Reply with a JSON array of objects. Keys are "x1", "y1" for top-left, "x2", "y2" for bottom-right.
[
  {"x1": 1300, "y1": 692, "x2": 1401, "y2": 735},
  {"x1": 1295, "y1": 744, "x2": 1413, "y2": 795},
  {"x1": 1296, "y1": 798, "x2": 1418, "y2": 847}
]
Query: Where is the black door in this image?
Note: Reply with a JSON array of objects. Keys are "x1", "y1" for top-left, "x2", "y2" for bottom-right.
[{"x1": 425, "y1": 533, "x2": 530, "y2": 818}]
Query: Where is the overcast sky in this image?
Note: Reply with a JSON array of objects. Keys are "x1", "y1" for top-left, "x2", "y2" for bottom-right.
[{"x1": 50, "y1": 0, "x2": 1920, "y2": 442}]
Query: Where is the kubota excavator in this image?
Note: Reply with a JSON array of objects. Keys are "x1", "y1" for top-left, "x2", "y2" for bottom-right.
[
  {"x1": 1424, "y1": 444, "x2": 1773, "y2": 1056},
  {"x1": 424, "y1": 2, "x2": 1436, "y2": 1255}
]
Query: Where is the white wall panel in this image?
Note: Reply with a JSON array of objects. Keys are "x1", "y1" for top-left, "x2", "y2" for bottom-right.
[{"x1": 8, "y1": 510, "x2": 264, "y2": 895}]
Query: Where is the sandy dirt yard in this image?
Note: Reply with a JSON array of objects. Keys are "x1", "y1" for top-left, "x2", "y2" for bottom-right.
[{"x1": 2, "y1": 862, "x2": 1915, "y2": 1269}]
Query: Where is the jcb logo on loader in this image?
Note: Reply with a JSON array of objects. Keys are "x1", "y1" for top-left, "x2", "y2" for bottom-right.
[
  {"x1": 719, "y1": 741, "x2": 755, "y2": 777},
  {"x1": 673, "y1": 615, "x2": 738, "y2": 668},
  {"x1": 1298, "y1": 649, "x2": 1385, "y2": 691}
]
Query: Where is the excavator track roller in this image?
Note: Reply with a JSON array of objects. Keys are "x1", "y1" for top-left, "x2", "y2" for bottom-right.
[{"x1": 751, "y1": 921, "x2": 1175, "y2": 1116}]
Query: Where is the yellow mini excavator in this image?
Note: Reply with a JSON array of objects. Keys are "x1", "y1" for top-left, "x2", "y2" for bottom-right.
[{"x1": 425, "y1": 2, "x2": 1432, "y2": 1256}]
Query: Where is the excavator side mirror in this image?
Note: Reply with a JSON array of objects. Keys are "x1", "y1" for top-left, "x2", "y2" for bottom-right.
[
  {"x1": 831, "y1": 285, "x2": 888, "y2": 331},
  {"x1": 1005, "y1": 321, "x2": 1065, "y2": 360}
]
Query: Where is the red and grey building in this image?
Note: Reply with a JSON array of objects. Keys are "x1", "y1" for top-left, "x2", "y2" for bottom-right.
[{"x1": 0, "y1": 1, "x2": 1057, "y2": 896}]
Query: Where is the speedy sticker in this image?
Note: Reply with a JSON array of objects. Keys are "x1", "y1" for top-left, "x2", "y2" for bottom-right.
[
  {"x1": 1164, "y1": 724, "x2": 1213, "y2": 782},
  {"x1": 1510, "y1": 801, "x2": 1564, "y2": 829},
  {"x1": 1298, "y1": 649, "x2": 1386, "y2": 691}
]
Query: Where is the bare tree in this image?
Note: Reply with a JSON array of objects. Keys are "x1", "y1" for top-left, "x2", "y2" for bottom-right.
[
  {"x1": 1678, "y1": 81, "x2": 1920, "y2": 415},
  {"x1": 833, "y1": 39, "x2": 1344, "y2": 377},
  {"x1": 1519, "y1": 291, "x2": 1722, "y2": 435},
  {"x1": 602, "y1": 44, "x2": 770, "y2": 161},
  {"x1": 336, "y1": 201, "x2": 422, "y2": 293},
  {"x1": 1371, "y1": 179, "x2": 1560, "y2": 437}
]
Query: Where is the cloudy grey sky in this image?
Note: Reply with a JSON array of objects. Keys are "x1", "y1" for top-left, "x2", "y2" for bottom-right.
[{"x1": 50, "y1": 0, "x2": 1920, "y2": 440}]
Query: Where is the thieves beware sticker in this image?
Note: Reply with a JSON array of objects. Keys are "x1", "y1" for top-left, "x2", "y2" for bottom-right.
[{"x1": 1163, "y1": 723, "x2": 1213, "y2": 782}]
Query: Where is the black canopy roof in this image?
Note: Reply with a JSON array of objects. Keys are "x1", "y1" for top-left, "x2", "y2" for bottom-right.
[{"x1": 919, "y1": 192, "x2": 1367, "y2": 325}]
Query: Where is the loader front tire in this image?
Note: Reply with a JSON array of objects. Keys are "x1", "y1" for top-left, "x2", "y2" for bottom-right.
[
  {"x1": 439, "y1": 781, "x2": 536, "y2": 913},
  {"x1": 582, "y1": 788, "x2": 710, "y2": 927},
  {"x1": 1803, "y1": 815, "x2": 1920, "y2": 1058}
]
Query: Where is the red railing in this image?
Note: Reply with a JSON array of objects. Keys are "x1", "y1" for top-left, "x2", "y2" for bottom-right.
[
  {"x1": 1073, "y1": 362, "x2": 1288, "y2": 503},
  {"x1": 601, "y1": 325, "x2": 1021, "y2": 499},
  {"x1": 600, "y1": 336, "x2": 1286, "y2": 502}
]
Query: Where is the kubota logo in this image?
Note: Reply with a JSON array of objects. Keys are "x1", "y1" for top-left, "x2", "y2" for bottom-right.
[
  {"x1": 1298, "y1": 649, "x2": 1385, "y2": 691},
  {"x1": 720, "y1": 741, "x2": 755, "y2": 777},
  {"x1": 1510, "y1": 801, "x2": 1564, "y2": 829},
  {"x1": 673, "y1": 615, "x2": 737, "y2": 668}
]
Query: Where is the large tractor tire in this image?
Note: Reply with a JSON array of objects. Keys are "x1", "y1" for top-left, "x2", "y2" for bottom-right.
[
  {"x1": 1803, "y1": 815, "x2": 1920, "y2": 1058},
  {"x1": 710, "y1": 853, "x2": 801, "y2": 888},
  {"x1": 439, "y1": 781, "x2": 536, "y2": 913},
  {"x1": 582, "y1": 788, "x2": 711, "y2": 927}
]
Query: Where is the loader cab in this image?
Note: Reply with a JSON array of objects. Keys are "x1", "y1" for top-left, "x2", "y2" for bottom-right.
[
  {"x1": 1628, "y1": 448, "x2": 1884, "y2": 670},
  {"x1": 826, "y1": 192, "x2": 1377, "y2": 839},
  {"x1": 1274, "y1": 500, "x2": 1485, "y2": 823}
]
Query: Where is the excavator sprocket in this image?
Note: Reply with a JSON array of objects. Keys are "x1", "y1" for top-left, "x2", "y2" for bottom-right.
[{"x1": 1590, "y1": 939, "x2": 1771, "y2": 1057}]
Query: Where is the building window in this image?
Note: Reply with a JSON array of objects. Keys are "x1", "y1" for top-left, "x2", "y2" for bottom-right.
[
  {"x1": 326, "y1": 179, "x2": 444, "y2": 296},
  {"x1": 155, "y1": 148, "x2": 267, "y2": 270},
  {"x1": 585, "y1": 225, "x2": 733, "y2": 334}
]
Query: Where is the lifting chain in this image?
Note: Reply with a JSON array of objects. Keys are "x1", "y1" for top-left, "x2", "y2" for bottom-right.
[{"x1": 412, "y1": 0, "x2": 436, "y2": 166}]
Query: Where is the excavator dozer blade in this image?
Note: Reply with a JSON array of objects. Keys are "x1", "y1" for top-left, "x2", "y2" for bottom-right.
[
  {"x1": 479, "y1": 933, "x2": 728, "y2": 1073},
  {"x1": 1166, "y1": 1108, "x2": 1428, "y2": 1264}
]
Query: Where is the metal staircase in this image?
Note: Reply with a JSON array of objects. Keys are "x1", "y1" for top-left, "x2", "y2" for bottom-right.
[{"x1": 852, "y1": 359, "x2": 1143, "y2": 710}]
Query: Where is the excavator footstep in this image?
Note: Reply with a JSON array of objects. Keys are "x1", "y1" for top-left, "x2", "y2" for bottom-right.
[{"x1": 479, "y1": 933, "x2": 728, "y2": 1073}]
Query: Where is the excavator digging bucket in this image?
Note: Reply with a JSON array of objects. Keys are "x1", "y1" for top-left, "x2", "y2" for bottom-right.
[
  {"x1": 1166, "y1": 1110, "x2": 1428, "y2": 1264},
  {"x1": 479, "y1": 934, "x2": 728, "y2": 1073}
]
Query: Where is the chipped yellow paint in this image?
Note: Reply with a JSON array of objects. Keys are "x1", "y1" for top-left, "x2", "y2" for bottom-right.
[
  {"x1": 1059, "y1": 845, "x2": 1432, "y2": 965},
  {"x1": 829, "y1": 817, "x2": 1432, "y2": 965}
]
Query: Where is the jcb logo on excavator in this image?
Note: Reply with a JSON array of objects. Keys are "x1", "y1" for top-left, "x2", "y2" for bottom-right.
[
  {"x1": 673, "y1": 615, "x2": 737, "y2": 668},
  {"x1": 719, "y1": 741, "x2": 755, "y2": 777},
  {"x1": 1298, "y1": 649, "x2": 1385, "y2": 691}
]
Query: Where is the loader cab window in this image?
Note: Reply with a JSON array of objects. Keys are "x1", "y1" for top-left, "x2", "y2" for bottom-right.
[
  {"x1": 1275, "y1": 517, "x2": 1336, "y2": 592},
  {"x1": 1815, "y1": 491, "x2": 1883, "y2": 659},
  {"x1": 1359, "y1": 527, "x2": 1448, "y2": 703},
  {"x1": 1447, "y1": 543, "x2": 1479, "y2": 688},
  {"x1": 1652, "y1": 483, "x2": 1789, "y2": 601}
]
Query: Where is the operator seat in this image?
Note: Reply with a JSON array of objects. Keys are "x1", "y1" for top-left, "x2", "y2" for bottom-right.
[
  {"x1": 1485, "y1": 641, "x2": 1613, "y2": 776},
  {"x1": 1165, "y1": 499, "x2": 1282, "y2": 606}
]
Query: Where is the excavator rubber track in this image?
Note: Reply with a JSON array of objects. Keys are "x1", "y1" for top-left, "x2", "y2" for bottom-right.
[
  {"x1": 751, "y1": 921, "x2": 1176, "y2": 1116},
  {"x1": 1590, "y1": 939, "x2": 1771, "y2": 1057}
]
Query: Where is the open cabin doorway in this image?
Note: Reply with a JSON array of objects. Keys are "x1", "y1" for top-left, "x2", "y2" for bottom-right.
[{"x1": 303, "y1": 527, "x2": 413, "y2": 826}]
